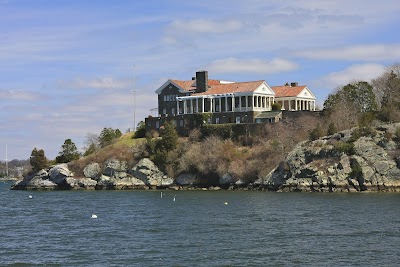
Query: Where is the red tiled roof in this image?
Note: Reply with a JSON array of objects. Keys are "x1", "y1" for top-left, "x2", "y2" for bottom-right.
[
  {"x1": 193, "y1": 80, "x2": 265, "y2": 96},
  {"x1": 272, "y1": 85, "x2": 306, "y2": 97},
  {"x1": 170, "y1": 79, "x2": 222, "y2": 91}
]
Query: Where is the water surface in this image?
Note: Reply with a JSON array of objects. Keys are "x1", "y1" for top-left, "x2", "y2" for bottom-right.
[{"x1": 1, "y1": 181, "x2": 399, "y2": 266}]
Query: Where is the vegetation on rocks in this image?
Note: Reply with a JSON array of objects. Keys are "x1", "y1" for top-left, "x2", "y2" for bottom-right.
[{"x1": 16, "y1": 63, "x2": 400, "y2": 192}]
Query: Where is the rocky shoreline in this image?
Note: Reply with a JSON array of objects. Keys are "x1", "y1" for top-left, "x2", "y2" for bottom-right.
[{"x1": 11, "y1": 123, "x2": 400, "y2": 192}]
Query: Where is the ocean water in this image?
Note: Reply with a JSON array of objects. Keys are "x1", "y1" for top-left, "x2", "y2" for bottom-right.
[{"x1": 1, "y1": 181, "x2": 400, "y2": 267}]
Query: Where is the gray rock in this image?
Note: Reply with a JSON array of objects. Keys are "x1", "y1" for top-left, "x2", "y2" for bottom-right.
[
  {"x1": 65, "y1": 177, "x2": 97, "y2": 190},
  {"x1": 103, "y1": 159, "x2": 128, "y2": 178},
  {"x1": 263, "y1": 123, "x2": 400, "y2": 192},
  {"x1": 131, "y1": 158, "x2": 172, "y2": 186},
  {"x1": 176, "y1": 172, "x2": 198, "y2": 186},
  {"x1": 48, "y1": 164, "x2": 73, "y2": 185},
  {"x1": 83, "y1": 163, "x2": 102, "y2": 180},
  {"x1": 219, "y1": 173, "x2": 234, "y2": 185}
]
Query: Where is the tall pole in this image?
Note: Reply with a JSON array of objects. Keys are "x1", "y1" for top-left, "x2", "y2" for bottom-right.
[
  {"x1": 5, "y1": 144, "x2": 8, "y2": 177},
  {"x1": 133, "y1": 65, "x2": 136, "y2": 132}
]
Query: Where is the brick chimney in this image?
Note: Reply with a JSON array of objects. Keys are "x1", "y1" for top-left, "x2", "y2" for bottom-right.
[{"x1": 196, "y1": 71, "x2": 208, "y2": 93}]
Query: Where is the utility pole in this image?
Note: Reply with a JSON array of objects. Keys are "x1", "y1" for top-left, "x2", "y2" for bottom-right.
[
  {"x1": 5, "y1": 144, "x2": 8, "y2": 177},
  {"x1": 133, "y1": 65, "x2": 136, "y2": 132}
]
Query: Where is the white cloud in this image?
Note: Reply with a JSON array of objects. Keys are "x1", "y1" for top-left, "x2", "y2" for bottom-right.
[
  {"x1": 296, "y1": 44, "x2": 400, "y2": 61},
  {"x1": 168, "y1": 19, "x2": 242, "y2": 34},
  {"x1": 314, "y1": 63, "x2": 386, "y2": 89},
  {"x1": 206, "y1": 58, "x2": 298, "y2": 74},
  {"x1": 0, "y1": 89, "x2": 41, "y2": 101},
  {"x1": 62, "y1": 77, "x2": 132, "y2": 90}
]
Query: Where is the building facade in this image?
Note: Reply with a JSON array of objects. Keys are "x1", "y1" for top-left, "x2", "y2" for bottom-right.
[{"x1": 145, "y1": 71, "x2": 316, "y2": 134}]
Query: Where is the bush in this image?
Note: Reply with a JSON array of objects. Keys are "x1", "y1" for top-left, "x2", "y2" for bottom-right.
[
  {"x1": 271, "y1": 102, "x2": 282, "y2": 111},
  {"x1": 327, "y1": 122, "x2": 337, "y2": 135},
  {"x1": 349, "y1": 127, "x2": 376, "y2": 143},
  {"x1": 133, "y1": 121, "x2": 146, "y2": 139},
  {"x1": 333, "y1": 141, "x2": 355, "y2": 155},
  {"x1": 309, "y1": 124, "x2": 324, "y2": 141},
  {"x1": 201, "y1": 124, "x2": 246, "y2": 140}
]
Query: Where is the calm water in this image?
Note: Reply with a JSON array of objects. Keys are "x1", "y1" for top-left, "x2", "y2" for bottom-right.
[{"x1": 1, "y1": 181, "x2": 400, "y2": 267}]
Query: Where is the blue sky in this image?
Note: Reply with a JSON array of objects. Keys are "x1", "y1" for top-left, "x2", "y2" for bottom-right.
[{"x1": 1, "y1": 0, "x2": 400, "y2": 160}]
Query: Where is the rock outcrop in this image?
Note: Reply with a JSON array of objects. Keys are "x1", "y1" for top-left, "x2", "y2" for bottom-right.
[
  {"x1": 12, "y1": 165, "x2": 97, "y2": 190},
  {"x1": 130, "y1": 158, "x2": 174, "y2": 187},
  {"x1": 257, "y1": 124, "x2": 400, "y2": 192},
  {"x1": 12, "y1": 124, "x2": 400, "y2": 192}
]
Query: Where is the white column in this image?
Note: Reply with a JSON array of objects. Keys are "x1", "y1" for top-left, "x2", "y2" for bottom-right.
[
  {"x1": 239, "y1": 96, "x2": 242, "y2": 111},
  {"x1": 225, "y1": 96, "x2": 228, "y2": 112},
  {"x1": 289, "y1": 99, "x2": 292, "y2": 110},
  {"x1": 210, "y1": 98, "x2": 213, "y2": 113},
  {"x1": 196, "y1": 98, "x2": 199, "y2": 113},
  {"x1": 232, "y1": 96, "x2": 235, "y2": 112},
  {"x1": 177, "y1": 101, "x2": 180, "y2": 115},
  {"x1": 245, "y1": 96, "x2": 248, "y2": 111},
  {"x1": 202, "y1": 98, "x2": 205, "y2": 113},
  {"x1": 219, "y1": 97, "x2": 222, "y2": 113},
  {"x1": 252, "y1": 95, "x2": 254, "y2": 110}
]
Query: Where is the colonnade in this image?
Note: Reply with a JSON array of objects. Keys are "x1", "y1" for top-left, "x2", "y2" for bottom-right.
[
  {"x1": 277, "y1": 99, "x2": 316, "y2": 111},
  {"x1": 176, "y1": 94, "x2": 274, "y2": 115}
]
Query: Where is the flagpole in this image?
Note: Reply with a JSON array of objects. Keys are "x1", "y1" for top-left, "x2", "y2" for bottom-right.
[{"x1": 133, "y1": 65, "x2": 136, "y2": 132}]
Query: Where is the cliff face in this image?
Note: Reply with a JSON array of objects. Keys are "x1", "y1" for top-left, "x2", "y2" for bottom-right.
[{"x1": 258, "y1": 123, "x2": 400, "y2": 192}]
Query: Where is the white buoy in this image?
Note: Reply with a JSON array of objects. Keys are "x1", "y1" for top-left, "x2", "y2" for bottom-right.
[
  {"x1": 173, "y1": 195, "x2": 176, "y2": 202},
  {"x1": 28, "y1": 195, "x2": 33, "y2": 199},
  {"x1": 91, "y1": 214, "x2": 97, "y2": 219},
  {"x1": 161, "y1": 192, "x2": 163, "y2": 198},
  {"x1": 224, "y1": 202, "x2": 228, "y2": 205}
]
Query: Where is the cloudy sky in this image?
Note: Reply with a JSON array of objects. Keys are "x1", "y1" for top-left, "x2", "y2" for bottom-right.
[{"x1": 1, "y1": 0, "x2": 400, "y2": 160}]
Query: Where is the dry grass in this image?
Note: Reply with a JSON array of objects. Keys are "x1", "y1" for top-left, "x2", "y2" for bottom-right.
[{"x1": 68, "y1": 133, "x2": 146, "y2": 177}]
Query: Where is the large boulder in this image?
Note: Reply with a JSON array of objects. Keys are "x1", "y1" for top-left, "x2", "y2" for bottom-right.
[
  {"x1": 12, "y1": 170, "x2": 57, "y2": 190},
  {"x1": 130, "y1": 158, "x2": 173, "y2": 186},
  {"x1": 64, "y1": 177, "x2": 97, "y2": 190},
  {"x1": 219, "y1": 173, "x2": 234, "y2": 185},
  {"x1": 175, "y1": 173, "x2": 198, "y2": 186},
  {"x1": 263, "y1": 124, "x2": 400, "y2": 192},
  {"x1": 48, "y1": 164, "x2": 74, "y2": 185},
  {"x1": 83, "y1": 163, "x2": 102, "y2": 180},
  {"x1": 103, "y1": 159, "x2": 128, "y2": 179}
]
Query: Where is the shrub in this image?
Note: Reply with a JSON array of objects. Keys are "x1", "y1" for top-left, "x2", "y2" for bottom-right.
[
  {"x1": 271, "y1": 102, "x2": 282, "y2": 111},
  {"x1": 327, "y1": 122, "x2": 337, "y2": 135},
  {"x1": 333, "y1": 141, "x2": 355, "y2": 155},
  {"x1": 309, "y1": 124, "x2": 324, "y2": 141},
  {"x1": 133, "y1": 121, "x2": 146, "y2": 138}
]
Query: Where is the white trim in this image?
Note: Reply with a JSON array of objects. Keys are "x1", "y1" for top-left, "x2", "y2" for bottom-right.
[{"x1": 155, "y1": 80, "x2": 189, "y2": 95}]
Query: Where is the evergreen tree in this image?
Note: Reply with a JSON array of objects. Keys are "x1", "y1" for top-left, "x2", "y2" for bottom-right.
[
  {"x1": 158, "y1": 121, "x2": 178, "y2": 152},
  {"x1": 309, "y1": 123, "x2": 324, "y2": 141},
  {"x1": 99, "y1": 127, "x2": 122, "y2": 148},
  {"x1": 30, "y1": 148, "x2": 48, "y2": 171},
  {"x1": 56, "y1": 139, "x2": 80, "y2": 163},
  {"x1": 327, "y1": 122, "x2": 337, "y2": 135}
]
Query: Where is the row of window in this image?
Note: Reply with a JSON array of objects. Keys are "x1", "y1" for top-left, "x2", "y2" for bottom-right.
[{"x1": 163, "y1": 94, "x2": 178, "y2": 102}]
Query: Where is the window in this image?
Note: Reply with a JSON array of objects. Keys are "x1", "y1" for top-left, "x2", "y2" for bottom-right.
[
  {"x1": 236, "y1": 117, "x2": 241, "y2": 124},
  {"x1": 156, "y1": 121, "x2": 160, "y2": 129},
  {"x1": 163, "y1": 108, "x2": 166, "y2": 114},
  {"x1": 180, "y1": 120, "x2": 184, "y2": 127},
  {"x1": 164, "y1": 95, "x2": 167, "y2": 101},
  {"x1": 215, "y1": 118, "x2": 220, "y2": 124},
  {"x1": 172, "y1": 108, "x2": 175, "y2": 115}
]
